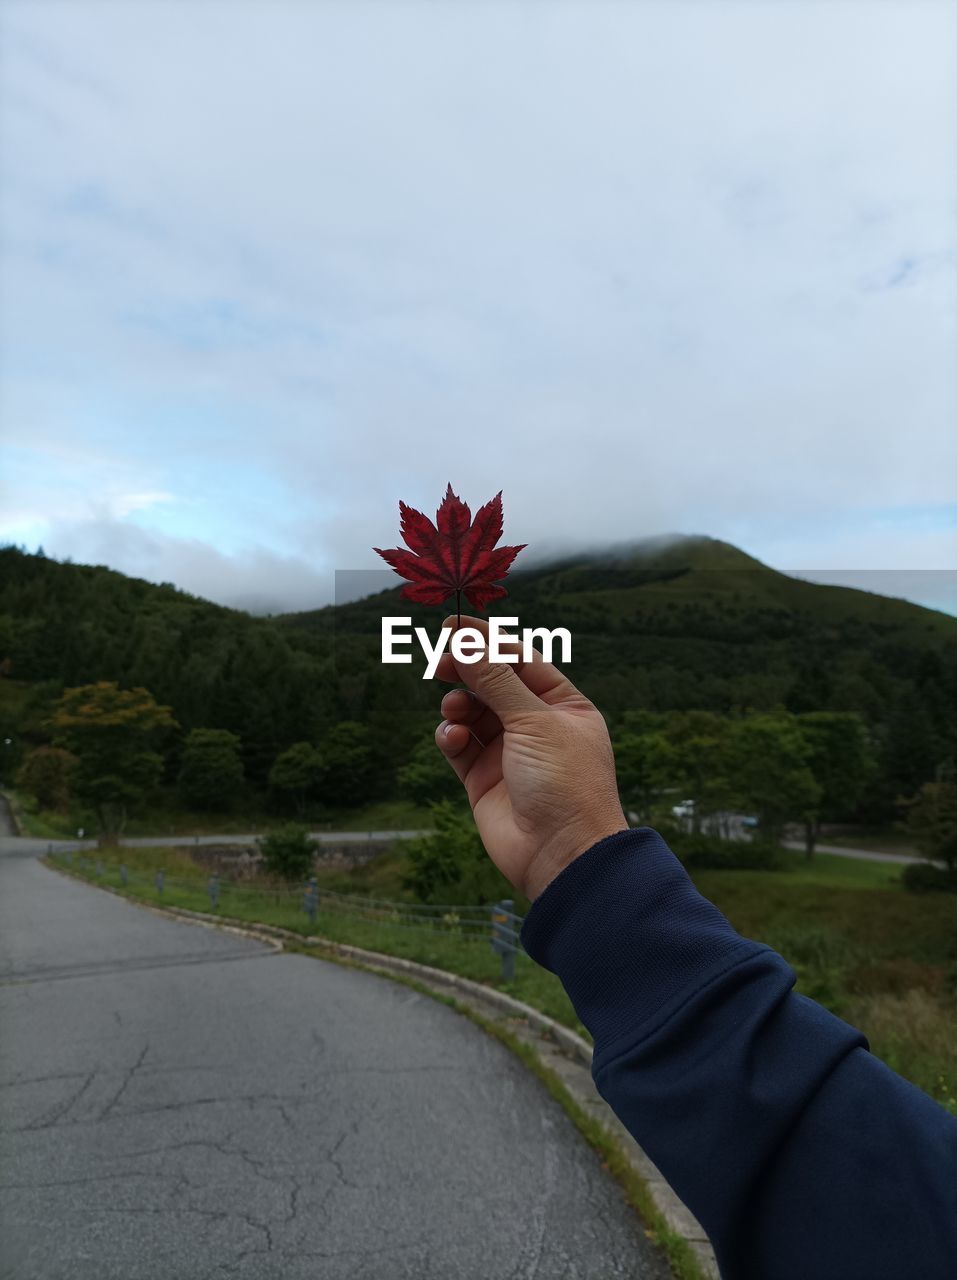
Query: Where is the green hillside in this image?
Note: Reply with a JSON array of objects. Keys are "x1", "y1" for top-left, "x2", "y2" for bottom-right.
[
  {"x1": 1, "y1": 538, "x2": 955, "y2": 814},
  {"x1": 285, "y1": 537, "x2": 956, "y2": 804}
]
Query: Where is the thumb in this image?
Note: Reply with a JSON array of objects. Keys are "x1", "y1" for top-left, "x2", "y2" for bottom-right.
[{"x1": 444, "y1": 615, "x2": 541, "y2": 727}]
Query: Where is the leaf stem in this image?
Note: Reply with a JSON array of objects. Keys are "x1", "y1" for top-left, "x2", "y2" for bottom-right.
[{"x1": 456, "y1": 588, "x2": 461, "y2": 631}]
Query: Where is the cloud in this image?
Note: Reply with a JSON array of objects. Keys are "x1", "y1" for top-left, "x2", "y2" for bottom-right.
[
  {"x1": 0, "y1": 0, "x2": 954, "y2": 613},
  {"x1": 31, "y1": 515, "x2": 330, "y2": 615}
]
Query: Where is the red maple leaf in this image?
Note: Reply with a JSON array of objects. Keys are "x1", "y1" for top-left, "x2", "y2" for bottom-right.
[{"x1": 374, "y1": 484, "x2": 526, "y2": 617}]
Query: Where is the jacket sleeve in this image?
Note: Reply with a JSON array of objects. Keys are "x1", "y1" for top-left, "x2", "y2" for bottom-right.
[{"x1": 519, "y1": 827, "x2": 957, "y2": 1280}]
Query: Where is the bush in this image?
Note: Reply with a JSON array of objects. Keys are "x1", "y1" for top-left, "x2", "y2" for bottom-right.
[
  {"x1": 16, "y1": 745, "x2": 77, "y2": 811},
  {"x1": 668, "y1": 831, "x2": 783, "y2": 871},
  {"x1": 902, "y1": 861, "x2": 957, "y2": 895},
  {"x1": 257, "y1": 824, "x2": 318, "y2": 881},
  {"x1": 402, "y1": 801, "x2": 514, "y2": 906}
]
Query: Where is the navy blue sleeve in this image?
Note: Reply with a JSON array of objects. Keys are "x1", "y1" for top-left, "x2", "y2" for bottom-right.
[{"x1": 520, "y1": 827, "x2": 957, "y2": 1280}]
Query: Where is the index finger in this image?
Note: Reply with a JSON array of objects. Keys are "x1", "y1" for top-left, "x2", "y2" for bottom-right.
[{"x1": 431, "y1": 614, "x2": 583, "y2": 706}]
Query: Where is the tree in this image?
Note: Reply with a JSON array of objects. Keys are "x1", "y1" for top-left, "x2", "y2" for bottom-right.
[
  {"x1": 612, "y1": 730, "x2": 674, "y2": 823},
  {"x1": 729, "y1": 713, "x2": 820, "y2": 845},
  {"x1": 797, "y1": 712, "x2": 876, "y2": 857},
  {"x1": 178, "y1": 728, "x2": 244, "y2": 810},
  {"x1": 396, "y1": 736, "x2": 460, "y2": 807},
  {"x1": 880, "y1": 685, "x2": 942, "y2": 805},
  {"x1": 318, "y1": 721, "x2": 374, "y2": 808},
  {"x1": 52, "y1": 682, "x2": 177, "y2": 843},
  {"x1": 16, "y1": 746, "x2": 78, "y2": 812},
  {"x1": 257, "y1": 823, "x2": 318, "y2": 881},
  {"x1": 663, "y1": 711, "x2": 735, "y2": 833},
  {"x1": 902, "y1": 767, "x2": 957, "y2": 872},
  {"x1": 269, "y1": 741, "x2": 324, "y2": 815}
]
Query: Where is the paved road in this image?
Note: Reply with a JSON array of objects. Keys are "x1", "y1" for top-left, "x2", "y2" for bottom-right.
[
  {"x1": 0, "y1": 859, "x2": 666, "y2": 1280},
  {"x1": 781, "y1": 839, "x2": 924, "y2": 866},
  {"x1": 0, "y1": 830, "x2": 426, "y2": 859}
]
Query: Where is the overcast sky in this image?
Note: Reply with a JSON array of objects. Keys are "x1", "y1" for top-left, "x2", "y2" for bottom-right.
[{"x1": 1, "y1": 0, "x2": 955, "y2": 614}]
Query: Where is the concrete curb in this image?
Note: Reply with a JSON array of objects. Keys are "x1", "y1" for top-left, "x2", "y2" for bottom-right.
[{"x1": 43, "y1": 859, "x2": 719, "y2": 1278}]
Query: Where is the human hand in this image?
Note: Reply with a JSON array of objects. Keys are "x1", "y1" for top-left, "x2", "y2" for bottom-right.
[{"x1": 432, "y1": 615, "x2": 628, "y2": 902}]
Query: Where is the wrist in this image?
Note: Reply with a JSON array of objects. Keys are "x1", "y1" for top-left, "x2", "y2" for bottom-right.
[{"x1": 522, "y1": 810, "x2": 629, "y2": 902}]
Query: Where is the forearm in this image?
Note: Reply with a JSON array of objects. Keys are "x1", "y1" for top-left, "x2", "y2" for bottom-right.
[{"x1": 520, "y1": 827, "x2": 957, "y2": 1280}]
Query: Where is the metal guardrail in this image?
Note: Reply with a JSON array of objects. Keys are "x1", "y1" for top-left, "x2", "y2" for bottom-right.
[
  {"x1": 51, "y1": 851, "x2": 527, "y2": 980},
  {"x1": 489, "y1": 899, "x2": 521, "y2": 980}
]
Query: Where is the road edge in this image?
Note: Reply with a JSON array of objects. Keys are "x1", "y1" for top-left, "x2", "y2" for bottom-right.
[{"x1": 42, "y1": 857, "x2": 718, "y2": 1280}]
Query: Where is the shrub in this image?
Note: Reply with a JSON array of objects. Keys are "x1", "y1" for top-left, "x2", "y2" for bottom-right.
[
  {"x1": 257, "y1": 824, "x2": 318, "y2": 881},
  {"x1": 402, "y1": 800, "x2": 513, "y2": 906},
  {"x1": 669, "y1": 831, "x2": 783, "y2": 871},
  {"x1": 902, "y1": 861, "x2": 957, "y2": 895},
  {"x1": 16, "y1": 745, "x2": 77, "y2": 811}
]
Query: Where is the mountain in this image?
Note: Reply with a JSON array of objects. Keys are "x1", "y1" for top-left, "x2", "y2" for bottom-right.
[{"x1": 2, "y1": 539, "x2": 955, "y2": 805}]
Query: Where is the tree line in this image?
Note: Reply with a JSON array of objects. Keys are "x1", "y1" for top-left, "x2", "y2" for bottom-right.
[
  {"x1": 13, "y1": 681, "x2": 385, "y2": 840},
  {"x1": 12, "y1": 680, "x2": 955, "y2": 880},
  {"x1": 2, "y1": 544, "x2": 955, "y2": 852}
]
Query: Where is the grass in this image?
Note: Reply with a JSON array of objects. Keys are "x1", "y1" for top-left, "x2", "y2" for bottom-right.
[
  {"x1": 6, "y1": 790, "x2": 72, "y2": 839},
  {"x1": 49, "y1": 839, "x2": 957, "y2": 1117},
  {"x1": 771, "y1": 849, "x2": 903, "y2": 888}
]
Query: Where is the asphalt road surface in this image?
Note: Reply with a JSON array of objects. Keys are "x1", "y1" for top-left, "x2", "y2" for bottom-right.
[
  {"x1": 0, "y1": 857, "x2": 668, "y2": 1280},
  {"x1": 0, "y1": 831, "x2": 426, "y2": 859},
  {"x1": 780, "y1": 839, "x2": 923, "y2": 866}
]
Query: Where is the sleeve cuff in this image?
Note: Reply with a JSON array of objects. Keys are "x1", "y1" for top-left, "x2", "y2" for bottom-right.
[{"x1": 519, "y1": 826, "x2": 768, "y2": 1056}]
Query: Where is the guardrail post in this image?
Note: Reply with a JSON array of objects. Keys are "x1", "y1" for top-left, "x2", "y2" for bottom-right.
[
  {"x1": 491, "y1": 899, "x2": 517, "y2": 982},
  {"x1": 502, "y1": 910, "x2": 515, "y2": 981},
  {"x1": 155, "y1": 869, "x2": 164, "y2": 897},
  {"x1": 208, "y1": 873, "x2": 219, "y2": 910},
  {"x1": 120, "y1": 864, "x2": 128, "y2": 886},
  {"x1": 303, "y1": 877, "x2": 318, "y2": 925},
  {"x1": 95, "y1": 859, "x2": 103, "y2": 877},
  {"x1": 65, "y1": 850, "x2": 73, "y2": 866}
]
